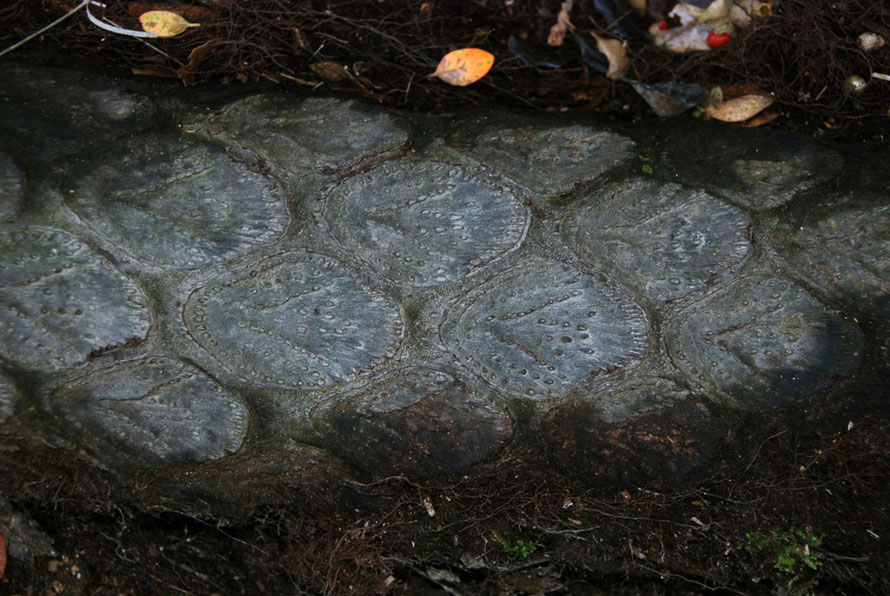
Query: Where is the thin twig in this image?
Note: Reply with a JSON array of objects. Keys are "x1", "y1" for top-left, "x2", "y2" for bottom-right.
[{"x1": 0, "y1": 0, "x2": 90, "y2": 57}]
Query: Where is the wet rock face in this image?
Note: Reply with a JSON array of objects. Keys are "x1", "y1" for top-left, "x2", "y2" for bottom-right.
[
  {"x1": 1, "y1": 64, "x2": 886, "y2": 498},
  {"x1": 323, "y1": 159, "x2": 529, "y2": 286},
  {"x1": 183, "y1": 249, "x2": 404, "y2": 390},
  {"x1": 0, "y1": 225, "x2": 151, "y2": 372}
]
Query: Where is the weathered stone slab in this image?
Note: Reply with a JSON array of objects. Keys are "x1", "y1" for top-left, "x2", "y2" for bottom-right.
[
  {"x1": 0, "y1": 225, "x2": 151, "y2": 372},
  {"x1": 312, "y1": 366, "x2": 512, "y2": 476},
  {"x1": 48, "y1": 357, "x2": 249, "y2": 468},
  {"x1": 202, "y1": 95, "x2": 408, "y2": 176},
  {"x1": 660, "y1": 126, "x2": 842, "y2": 210},
  {"x1": 323, "y1": 159, "x2": 529, "y2": 286},
  {"x1": 770, "y1": 190, "x2": 890, "y2": 318},
  {"x1": 0, "y1": 152, "x2": 24, "y2": 221},
  {"x1": 0, "y1": 64, "x2": 154, "y2": 163},
  {"x1": 562, "y1": 179, "x2": 750, "y2": 302},
  {"x1": 467, "y1": 125, "x2": 635, "y2": 195},
  {"x1": 63, "y1": 134, "x2": 290, "y2": 270},
  {"x1": 183, "y1": 249, "x2": 404, "y2": 390},
  {"x1": 665, "y1": 274, "x2": 862, "y2": 410},
  {"x1": 440, "y1": 257, "x2": 649, "y2": 400}
]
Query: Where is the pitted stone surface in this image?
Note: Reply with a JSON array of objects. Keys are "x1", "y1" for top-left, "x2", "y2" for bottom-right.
[
  {"x1": 469, "y1": 125, "x2": 635, "y2": 195},
  {"x1": 665, "y1": 274, "x2": 862, "y2": 410},
  {"x1": 49, "y1": 357, "x2": 249, "y2": 467},
  {"x1": 0, "y1": 225, "x2": 151, "y2": 372},
  {"x1": 441, "y1": 257, "x2": 649, "y2": 399},
  {"x1": 0, "y1": 370, "x2": 17, "y2": 423},
  {"x1": 64, "y1": 134, "x2": 290, "y2": 270},
  {"x1": 323, "y1": 159, "x2": 529, "y2": 286},
  {"x1": 0, "y1": 152, "x2": 24, "y2": 221},
  {"x1": 313, "y1": 366, "x2": 512, "y2": 475},
  {"x1": 660, "y1": 126, "x2": 842, "y2": 210},
  {"x1": 0, "y1": 64, "x2": 154, "y2": 163},
  {"x1": 771, "y1": 190, "x2": 890, "y2": 318},
  {"x1": 562, "y1": 179, "x2": 750, "y2": 302},
  {"x1": 184, "y1": 249, "x2": 404, "y2": 390},
  {"x1": 204, "y1": 95, "x2": 408, "y2": 174}
]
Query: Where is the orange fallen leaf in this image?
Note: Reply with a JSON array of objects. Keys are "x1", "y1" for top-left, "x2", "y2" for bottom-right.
[
  {"x1": 429, "y1": 48, "x2": 494, "y2": 86},
  {"x1": 704, "y1": 93, "x2": 773, "y2": 122},
  {"x1": 139, "y1": 10, "x2": 200, "y2": 37}
]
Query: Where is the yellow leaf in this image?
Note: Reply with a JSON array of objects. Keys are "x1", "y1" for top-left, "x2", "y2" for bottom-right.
[
  {"x1": 430, "y1": 48, "x2": 494, "y2": 87},
  {"x1": 139, "y1": 10, "x2": 200, "y2": 38},
  {"x1": 704, "y1": 93, "x2": 773, "y2": 122}
]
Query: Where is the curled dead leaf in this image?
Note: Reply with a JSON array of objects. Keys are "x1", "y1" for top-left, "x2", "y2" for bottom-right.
[
  {"x1": 178, "y1": 39, "x2": 223, "y2": 86},
  {"x1": 548, "y1": 0, "x2": 574, "y2": 47},
  {"x1": 591, "y1": 33, "x2": 629, "y2": 80},
  {"x1": 310, "y1": 61, "x2": 351, "y2": 82},
  {"x1": 704, "y1": 93, "x2": 774, "y2": 122}
]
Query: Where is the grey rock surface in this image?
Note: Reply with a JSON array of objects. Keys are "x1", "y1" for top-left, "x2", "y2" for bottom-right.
[{"x1": 0, "y1": 64, "x2": 886, "y2": 499}]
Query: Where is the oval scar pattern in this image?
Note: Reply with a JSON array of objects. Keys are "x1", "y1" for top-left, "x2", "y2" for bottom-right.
[
  {"x1": 440, "y1": 257, "x2": 649, "y2": 399},
  {"x1": 323, "y1": 159, "x2": 529, "y2": 286},
  {"x1": 50, "y1": 357, "x2": 249, "y2": 467},
  {"x1": 184, "y1": 249, "x2": 405, "y2": 390},
  {"x1": 0, "y1": 225, "x2": 151, "y2": 371},
  {"x1": 665, "y1": 274, "x2": 862, "y2": 410},
  {"x1": 562, "y1": 180, "x2": 750, "y2": 302},
  {"x1": 64, "y1": 134, "x2": 290, "y2": 270}
]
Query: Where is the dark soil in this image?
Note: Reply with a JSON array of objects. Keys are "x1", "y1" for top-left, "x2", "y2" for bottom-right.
[
  {"x1": 1, "y1": 0, "x2": 889, "y2": 140},
  {"x1": 2, "y1": 398, "x2": 889, "y2": 595},
  {"x1": 2, "y1": 2, "x2": 890, "y2": 594}
]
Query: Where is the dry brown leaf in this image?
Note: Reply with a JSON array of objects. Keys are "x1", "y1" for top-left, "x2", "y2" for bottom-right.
[
  {"x1": 548, "y1": 0, "x2": 573, "y2": 46},
  {"x1": 310, "y1": 61, "x2": 350, "y2": 82},
  {"x1": 704, "y1": 93, "x2": 774, "y2": 122},
  {"x1": 740, "y1": 111, "x2": 780, "y2": 127},
  {"x1": 591, "y1": 33, "x2": 629, "y2": 80},
  {"x1": 178, "y1": 39, "x2": 223, "y2": 86}
]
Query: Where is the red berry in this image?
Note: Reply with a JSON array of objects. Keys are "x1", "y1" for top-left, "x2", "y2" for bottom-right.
[
  {"x1": 658, "y1": 19, "x2": 670, "y2": 31},
  {"x1": 707, "y1": 32, "x2": 731, "y2": 48}
]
